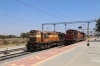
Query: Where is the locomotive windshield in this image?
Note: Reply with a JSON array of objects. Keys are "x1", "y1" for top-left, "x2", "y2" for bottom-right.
[
  {"x1": 29, "y1": 33, "x2": 36, "y2": 42},
  {"x1": 29, "y1": 30, "x2": 37, "y2": 42},
  {"x1": 29, "y1": 37, "x2": 36, "y2": 42},
  {"x1": 66, "y1": 31, "x2": 73, "y2": 34},
  {"x1": 66, "y1": 30, "x2": 77, "y2": 34}
]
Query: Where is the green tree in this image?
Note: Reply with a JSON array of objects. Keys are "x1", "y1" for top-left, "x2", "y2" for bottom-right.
[
  {"x1": 20, "y1": 32, "x2": 30, "y2": 39},
  {"x1": 26, "y1": 32, "x2": 29, "y2": 38},
  {"x1": 96, "y1": 18, "x2": 100, "y2": 32},
  {"x1": 7, "y1": 35, "x2": 17, "y2": 38},
  {"x1": 20, "y1": 33, "x2": 26, "y2": 39}
]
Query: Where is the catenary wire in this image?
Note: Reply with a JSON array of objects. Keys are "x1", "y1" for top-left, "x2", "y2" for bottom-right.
[
  {"x1": 0, "y1": 21, "x2": 41, "y2": 28},
  {"x1": 16, "y1": 0, "x2": 66, "y2": 21},
  {"x1": 0, "y1": 6, "x2": 50, "y2": 22},
  {"x1": 35, "y1": 0, "x2": 73, "y2": 21},
  {"x1": 0, "y1": 14, "x2": 40, "y2": 23}
]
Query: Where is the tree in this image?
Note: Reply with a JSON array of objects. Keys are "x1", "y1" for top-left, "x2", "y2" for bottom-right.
[
  {"x1": 26, "y1": 32, "x2": 29, "y2": 38},
  {"x1": 0, "y1": 35, "x2": 7, "y2": 39},
  {"x1": 7, "y1": 35, "x2": 17, "y2": 38},
  {"x1": 20, "y1": 32, "x2": 29, "y2": 39},
  {"x1": 20, "y1": 33, "x2": 26, "y2": 39},
  {"x1": 96, "y1": 18, "x2": 100, "y2": 32}
]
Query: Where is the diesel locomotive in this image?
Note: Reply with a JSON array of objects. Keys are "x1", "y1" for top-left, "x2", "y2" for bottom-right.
[
  {"x1": 64, "y1": 29, "x2": 86, "y2": 45},
  {"x1": 26, "y1": 29, "x2": 86, "y2": 51},
  {"x1": 26, "y1": 30, "x2": 65, "y2": 51}
]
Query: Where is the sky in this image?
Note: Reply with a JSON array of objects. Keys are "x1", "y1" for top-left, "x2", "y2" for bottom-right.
[{"x1": 0, "y1": 0, "x2": 99, "y2": 36}]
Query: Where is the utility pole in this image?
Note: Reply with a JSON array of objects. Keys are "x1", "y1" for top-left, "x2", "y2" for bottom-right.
[
  {"x1": 87, "y1": 22, "x2": 91, "y2": 46},
  {"x1": 64, "y1": 24, "x2": 67, "y2": 33},
  {"x1": 53, "y1": 24, "x2": 56, "y2": 32},
  {"x1": 42, "y1": 24, "x2": 44, "y2": 31}
]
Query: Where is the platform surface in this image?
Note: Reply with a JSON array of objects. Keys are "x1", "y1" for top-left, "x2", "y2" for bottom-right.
[{"x1": 2, "y1": 38, "x2": 100, "y2": 66}]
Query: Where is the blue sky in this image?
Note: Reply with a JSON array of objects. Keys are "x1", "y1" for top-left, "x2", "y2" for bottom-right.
[{"x1": 0, "y1": 0, "x2": 99, "y2": 36}]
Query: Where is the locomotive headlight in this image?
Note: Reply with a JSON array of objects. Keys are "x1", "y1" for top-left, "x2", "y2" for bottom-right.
[
  {"x1": 30, "y1": 35, "x2": 34, "y2": 37},
  {"x1": 30, "y1": 34, "x2": 36, "y2": 37}
]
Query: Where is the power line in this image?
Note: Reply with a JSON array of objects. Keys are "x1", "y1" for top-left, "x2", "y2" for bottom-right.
[
  {"x1": 0, "y1": 6, "x2": 50, "y2": 22},
  {"x1": 35, "y1": 0, "x2": 73, "y2": 21},
  {"x1": 0, "y1": 14, "x2": 40, "y2": 23},
  {"x1": 16, "y1": 0, "x2": 66, "y2": 21},
  {"x1": 0, "y1": 21, "x2": 41, "y2": 28}
]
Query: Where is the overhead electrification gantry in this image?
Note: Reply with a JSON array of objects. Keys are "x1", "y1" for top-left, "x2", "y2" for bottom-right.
[
  {"x1": 42, "y1": 20, "x2": 96, "y2": 46},
  {"x1": 42, "y1": 20, "x2": 96, "y2": 32}
]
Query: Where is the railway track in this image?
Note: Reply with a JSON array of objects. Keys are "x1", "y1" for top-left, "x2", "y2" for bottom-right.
[
  {"x1": 0, "y1": 47, "x2": 31, "y2": 64},
  {"x1": 0, "y1": 47, "x2": 26, "y2": 54},
  {"x1": 0, "y1": 51, "x2": 31, "y2": 61},
  {"x1": 0, "y1": 47, "x2": 27, "y2": 61},
  {"x1": 0, "y1": 45, "x2": 64, "y2": 65}
]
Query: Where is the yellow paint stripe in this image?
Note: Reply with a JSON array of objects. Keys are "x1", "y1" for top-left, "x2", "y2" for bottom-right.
[
  {"x1": 30, "y1": 46, "x2": 79, "y2": 66},
  {"x1": 19, "y1": 64, "x2": 25, "y2": 66},
  {"x1": 64, "y1": 47, "x2": 87, "y2": 66},
  {"x1": 11, "y1": 64, "x2": 17, "y2": 66},
  {"x1": 31, "y1": 40, "x2": 89, "y2": 66}
]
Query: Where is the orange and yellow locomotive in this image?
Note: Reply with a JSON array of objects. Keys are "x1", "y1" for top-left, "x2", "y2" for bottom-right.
[
  {"x1": 26, "y1": 30, "x2": 65, "y2": 51},
  {"x1": 26, "y1": 29, "x2": 86, "y2": 51}
]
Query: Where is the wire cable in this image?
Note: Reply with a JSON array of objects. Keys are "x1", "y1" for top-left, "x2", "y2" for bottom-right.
[
  {"x1": 0, "y1": 6, "x2": 50, "y2": 22},
  {"x1": 0, "y1": 21, "x2": 41, "y2": 28},
  {"x1": 16, "y1": 0, "x2": 66, "y2": 21},
  {"x1": 35, "y1": 0, "x2": 73, "y2": 21},
  {"x1": 0, "y1": 14, "x2": 39, "y2": 23}
]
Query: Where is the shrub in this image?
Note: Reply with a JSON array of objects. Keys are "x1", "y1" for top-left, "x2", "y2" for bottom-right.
[{"x1": 3, "y1": 40, "x2": 9, "y2": 45}]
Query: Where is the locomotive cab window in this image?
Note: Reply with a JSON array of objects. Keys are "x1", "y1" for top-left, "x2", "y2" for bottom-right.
[
  {"x1": 48, "y1": 33, "x2": 51, "y2": 35},
  {"x1": 44, "y1": 34, "x2": 49, "y2": 38}
]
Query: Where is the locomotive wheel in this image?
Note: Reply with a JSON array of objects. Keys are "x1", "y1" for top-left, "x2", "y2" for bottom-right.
[
  {"x1": 68, "y1": 41, "x2": 70, "y2": 45},
  {"x1": 74, "y1": 40, "x2": 76, "y2": 43},
  {"x1": 72, "y1": 41, "x2": 75, "y2": 44},
  {"x1": 58, "y1": 42, "x2": 61, "y2": 46},
  {"x1": 28, "y1": 47, "x2": 34, "y2": 52},
  {"x1": 47, "y1": 43, "x2": 51, "y2": 48},
  {"x1": 40, "y1": 44, "x2": 45, "y2": 50},
  {"x1": 64, "y1": 41, "x2": 67, "y2": 46},
  {"x1": 46, "y1": 43, "x2": 50, "y2": 49},
  {"x1": 64, "y1": 41, "x2": 68, "y2": 46},
  {"x1": 61, "y1": 41, "x2": 64, "y2": 45},
  {"x1": 45, "y1": 44, "x2": 48, "y2": 49},
  {"x1": 34, "y1": 46, "x2": 38, "y2": 51}
]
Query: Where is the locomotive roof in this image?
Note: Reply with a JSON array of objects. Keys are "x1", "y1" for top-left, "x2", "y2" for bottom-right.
[
  {"x1": 30, "y1": 30, "x2": 63, "y2": 33},
  {"x1": 66, "y1": 29, "x2": 77, "y2": 31},
  {"x1": 66, "y1": 29, "x2": 85, "y2": 33}
]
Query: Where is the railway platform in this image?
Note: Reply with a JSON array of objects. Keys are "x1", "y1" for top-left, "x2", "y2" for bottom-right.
[{"x1": 1, "y1": 37, "x2": 100, "y2": 66}]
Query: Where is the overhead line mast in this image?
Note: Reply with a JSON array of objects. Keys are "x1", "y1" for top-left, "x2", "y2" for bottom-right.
[
  {"x1": 42, "y1": 20, "x2": 96, "y2": 46},
  {"x1": 42, "y1": 20, "x2": 96, "y2": 32}
]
